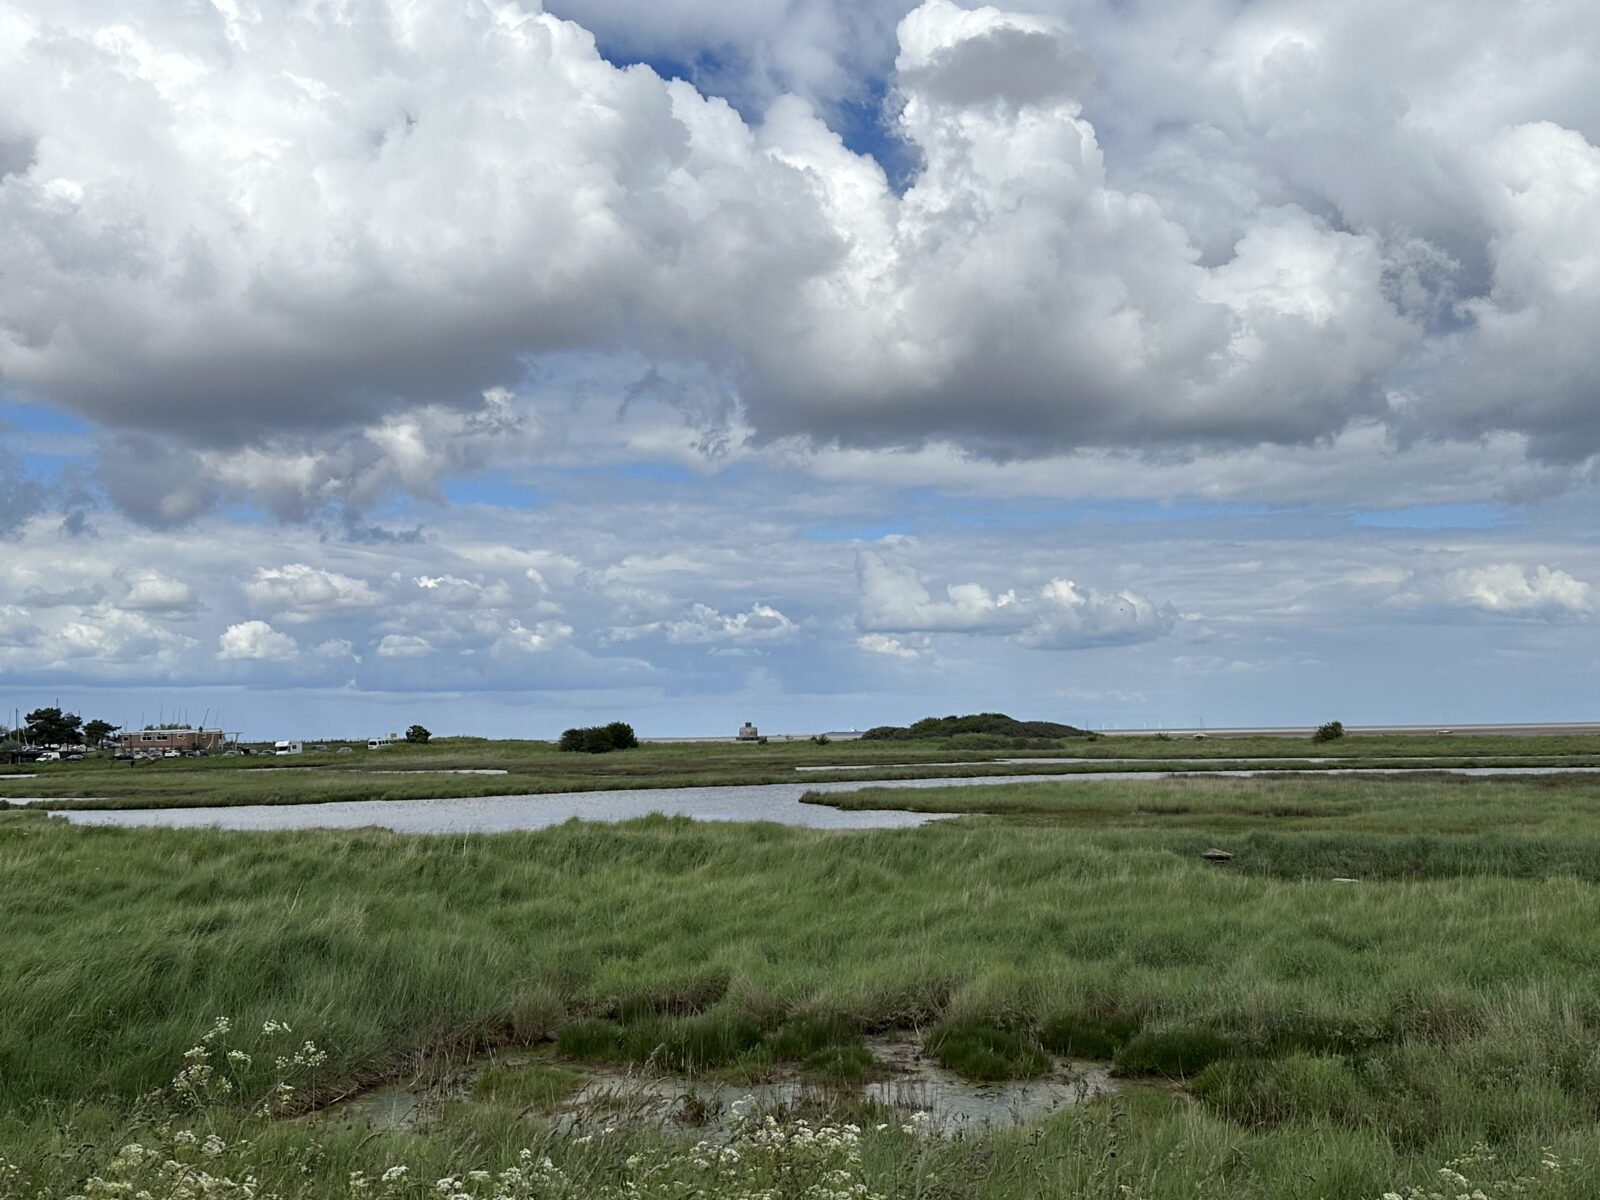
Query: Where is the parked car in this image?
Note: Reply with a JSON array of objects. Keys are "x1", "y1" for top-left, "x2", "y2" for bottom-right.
[
  {"x1": 64, "y1": 753, "x2": 84, "y2": 761},
  {"x1": 36, "y1": 751, "x2": 61, "y2": 762}
]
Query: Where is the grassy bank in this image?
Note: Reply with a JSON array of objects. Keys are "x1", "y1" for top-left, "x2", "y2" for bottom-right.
[{"x1": 6, "y1": 788, "x2": 1600, "y2": 1195}]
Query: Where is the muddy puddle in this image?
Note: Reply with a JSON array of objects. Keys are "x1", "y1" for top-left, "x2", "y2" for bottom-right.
[{"x1": 320, "y1": 1033, "x2": 1119, "y2": 1136}]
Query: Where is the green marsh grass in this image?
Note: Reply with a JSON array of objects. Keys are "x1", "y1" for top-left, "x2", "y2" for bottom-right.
[
  {"x1": 10, "y1": 764, "x2": 1600, "y2": 1195},
  {"x1": 473, "y1": 1061, "x2": 584, "y2": 1110},
  {"x1": 924, "y1": 1020, "x2": 1050, "y2": 1080}
]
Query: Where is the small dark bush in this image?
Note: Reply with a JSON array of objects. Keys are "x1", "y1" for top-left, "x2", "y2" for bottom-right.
[
  {"x1": 558, "y1": 722, "x2": 639, "y2": 753},
  {"x1": 1040, "y1": 1013, "x2": 1142, "y2": 1059},
  {"x1": 404, "y1": 724, "x2": 431, "y2": 744},
  {"x1": 604, "y1": 721, "x2": 639, "y2": 749},
  {"x1": 1115, "y1": 1028, "x2": 1234, "y2": 1078},
  {"x1": 926, "y1": 1020, "x2": 1050, "y2": 1081},
  {"x1": 1312, "y1": 720, "x2": 1346, "y2": 743}
]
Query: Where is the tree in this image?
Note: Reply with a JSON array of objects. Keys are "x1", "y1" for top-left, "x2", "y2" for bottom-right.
[
  {"x1": 83, "y1": 720, "x2": 120, "y2": 747},
  {"x1": 558, "y1": 722, "x2": 639, "y2": 754},
  {"x1": 1312, "y1": 720, "x2": 1346, "y2": 743},
  {"x1": 25, "y1": 707, "x2": 82, "y2": 746},
  {"x1": 404, "y1": 724, "x2": 432, "y2": 744}
]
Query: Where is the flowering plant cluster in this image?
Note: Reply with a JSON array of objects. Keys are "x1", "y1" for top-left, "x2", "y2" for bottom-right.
[
  {"x1": 1375, "y1": 1144, "x2": 1577, "y2": 1200},
  {"x1": 3, "y1": 1021, "x2": 907, "y2": 1200}
]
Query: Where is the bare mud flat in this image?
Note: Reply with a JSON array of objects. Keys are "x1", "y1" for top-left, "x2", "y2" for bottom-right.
[{"x1": 320, "y1": 1034, "x2": 1121, "y2": 1136}]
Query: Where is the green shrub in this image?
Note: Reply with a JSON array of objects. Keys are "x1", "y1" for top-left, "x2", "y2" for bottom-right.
[
  {"x1": 926, "y1": 1020, "x2": 1050, "y2": 1081},
  {"x1": 1115, "y1": 1028, "x2": 1233, "y2": 1078},
  {"x1": 1313, "y1": 720, "x2": 1346, "y2": 743}
]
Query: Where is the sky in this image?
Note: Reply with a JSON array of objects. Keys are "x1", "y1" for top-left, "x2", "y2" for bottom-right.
[{"x1": 1, "y1": 0, "x2": 1598, "y2": 740}]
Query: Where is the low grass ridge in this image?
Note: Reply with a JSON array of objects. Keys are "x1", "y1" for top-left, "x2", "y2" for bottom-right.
[{"x1": 860, "y1": 712, "x2": 1089, "y2": 742}]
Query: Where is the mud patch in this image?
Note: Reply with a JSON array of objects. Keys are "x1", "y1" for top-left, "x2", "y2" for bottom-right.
[{"x1": 319, "y1": 1033, "x2": 1120, "y2": 1136}]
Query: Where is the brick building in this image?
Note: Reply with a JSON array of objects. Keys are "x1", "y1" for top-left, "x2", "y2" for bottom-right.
[{"x1": 116, "y1": 727, "x2": 225, "y2": 753}]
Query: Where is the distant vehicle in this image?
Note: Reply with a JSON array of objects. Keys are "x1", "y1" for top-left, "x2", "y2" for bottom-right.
[
  {"x1": 1192, "y1": 734, "x2": 1208, "y2": 740},
  {"x1": 164, "y1": 750, "x2": 181, "y2": 759},
  {"x1": 113, "y1": 751, "x2": 134, "y2": 761},
  {"x1": 337, "y1": 746, "x2": 354, "y2": 753},
  {"x1": 65, "y1": 753, "x2": 84, "y2": 761},
  {"x1": 312, "y1": 744, "x2": 330, "y2": 753},
  {"x1": 1437, "y1": 729, "x2": 1453, "y2": 735},
  {"x1": 367, "y1": 738, "x2": 391, "y2": 750},
  {"x1": 274, "y1": 740, "x2": 304, "y2": 756},
  {"x1": 36, "y1": 751, "x2": 61, "y2": 762}
]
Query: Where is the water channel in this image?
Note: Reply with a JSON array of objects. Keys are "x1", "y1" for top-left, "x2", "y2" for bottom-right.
[
  {"x1": 41, "y1": 764, "x2": 1600, "y2": 833},
  {"x1": 320, "y1": 1033, "x2": 1121, "y2": 1136}
]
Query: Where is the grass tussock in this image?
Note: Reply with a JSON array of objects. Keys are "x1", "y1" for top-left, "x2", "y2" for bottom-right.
[
  {"x1": 1114, "y1": 1028, "x2": 1235, "y2": 1078},
  {"x1": 473, "y1": 1062, "x2": 584, "y2": 1110},
  {"x1": 925, "y1": 1021, "x2": 1050, "y2": 1081},
  {"x1": 1040, "y1": 1013, "x2": 1142, "y2": 1058}
]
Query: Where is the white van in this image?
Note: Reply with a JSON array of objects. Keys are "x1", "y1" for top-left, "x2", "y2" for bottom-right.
[
  {"x1": 366, "y1": 738, "x2": 391, "y2": 751},
  {"x1": 273, "y1": 740, "x2": 303, "y2": 756}
]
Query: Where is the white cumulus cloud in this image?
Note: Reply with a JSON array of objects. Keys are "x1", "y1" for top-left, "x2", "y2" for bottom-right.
[
  {"x1": 217, "y1": 620, "x2": 298, "y2": 661},
  {"x1": 1443, "y1": 563, "x2": 1594, "y2": 617},
  {"x1": 245, "y1": 564, "x2": 380, "y2": 622},
  {"x1": 857, "y1": 553, "x2": 1175, "y2": 649}
]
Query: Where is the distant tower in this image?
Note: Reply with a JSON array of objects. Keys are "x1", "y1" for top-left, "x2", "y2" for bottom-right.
[{"x1": 737, "y1": 721, "x2": 760, "y2": 741}]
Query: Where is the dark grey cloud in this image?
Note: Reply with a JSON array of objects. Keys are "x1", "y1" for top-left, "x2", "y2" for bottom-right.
[{"x1": 0, "y1": 448, "x2": 45, "y2": 534}]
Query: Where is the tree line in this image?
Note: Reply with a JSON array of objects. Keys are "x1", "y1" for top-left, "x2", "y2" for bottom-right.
[{"x1": 1, "y1": 707, "x2": 119, "y2": 749}]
